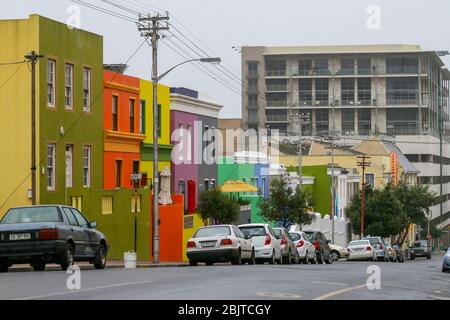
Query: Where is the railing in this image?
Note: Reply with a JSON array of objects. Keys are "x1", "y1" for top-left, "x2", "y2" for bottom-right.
[
  {"x1": 338, "y1": 69, "x2": 355, "y2": 75},
  {"x1": 266, "y1": 114, "x2": 288, "y2": 122},
  {"x1": 265, "y1": 70, "x2": 287, "y2": 77},
  {"x1": 266, "y1": 100, "x2": 288, "y2": 107},
  {"x1": 386, "y1": 126, "x2": 420, "y2": 136},
  {"x1": 357, "y1": 68, "x2": 372, "y2": 75},
  {"x1": 386, "y1": 98, "x2": 419, "y2": 105},
  {"x1": 314, "y1": 99, "x2": 330, "y2": 106},
  {"x1": 298, "y1": 69, "x2": 314, "y2": 76},
  {"x1": 315, "y1": 69, "x2": 331, "y2": 76},
  {"x1": 386, "y1": 66, "x2": 419, "y2": 74},
  {"x1": 266, "y1": 84, "x2": 288, "y2": 91},
  {"x1": 299, "y1": 99, "x2": 313, "y2": 106}
]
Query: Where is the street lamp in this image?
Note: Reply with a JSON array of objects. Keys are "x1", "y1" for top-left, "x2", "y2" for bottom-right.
[{"x1": 152, "y1": 56, "x2": 221, "y2": 264}]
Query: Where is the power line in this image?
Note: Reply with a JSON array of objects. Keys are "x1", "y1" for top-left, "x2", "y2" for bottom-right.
[
  {"x1": 0, "y1": 37, "x2": 149, "y2": 211},
  {"x1": 0, "y1": 63, "x2": 25, "y2": 91},
  {"x1": 0, "y1": 60, "x2": 26, "y2": 66},
  {"x1": 70, "y1": 0, "x2": 139, "y2": 23}
]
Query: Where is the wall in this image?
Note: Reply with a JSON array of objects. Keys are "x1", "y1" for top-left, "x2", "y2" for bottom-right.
[
  {"x1": 158, "y1": 195, "x2": 184, "y2": 262},
  {"x1": 104, "y1": 152, "x2": 141, "y2": 189},
  {"x1": 197, "y1": 114, "x2": 219, "y2": 193}
]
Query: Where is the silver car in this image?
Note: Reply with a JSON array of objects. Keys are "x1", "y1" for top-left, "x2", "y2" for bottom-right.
[
  {"x1": 186, "y1": 225, "x2": 254, "y2": 266},
  {"x1": 347, "y1": 240, "x2": 376, "y2": 261},
  {"x1": 289, "y1": 231, "x2": 317, "y2": 264},
  {"x1": 239, "y1": 224, "x2": 282, "y2": 264},
  {"x1": 274, "y1": 227, "x2": 300, "y2": 264},
  {"x1": 363, "y1": 236, "x2": 389, "y2": 262}
]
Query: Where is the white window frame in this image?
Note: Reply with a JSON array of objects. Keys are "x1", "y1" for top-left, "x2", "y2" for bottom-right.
[
  {"x1": 47, "y1": 59, "x2": 56, "y2": 107},
  {"x1": 64, "y1": 63, "x2": 73, "y2": 109},
  {"x1": 83, "y1": 67, "x2": 91, "y2": 112},
  {"x1": 83, "y1": 145, "x2": 91, "y2": 187},
  {"x1": 47, "y1": 143, "x2": 56, "y2": 190},
  {"x1": 65, "y1": 144, "x2": 73, "y2": 188}
]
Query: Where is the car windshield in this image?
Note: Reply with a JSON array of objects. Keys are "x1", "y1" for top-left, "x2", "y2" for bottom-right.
[
  {"x1": 304, "y1": 231, "x2": 315, "y2": 240},
  {"x1": 365, "y1": 238, "x2": 379, "y2": 246},
  {"x1": 194, "y1": 226, "x2": 231, "y2": 238},
  {"x1": 413, "y1": 241, "x2": 427, "y2": 247},
  {"x1": 239, "y1": 226, "x2": 266, "y2": 237},
  {"x1": 289, "y1": 233, "x2": 301, "y2": 241},
  {"x1": 1, "y1": 207, "x2": 62, "y2": 224},
  {"x1": 273, "y1": 229, "x2": 282, "y2": 237},
  {"x1": 349, "y1": 240, "x2": 369, "y2": 246}
]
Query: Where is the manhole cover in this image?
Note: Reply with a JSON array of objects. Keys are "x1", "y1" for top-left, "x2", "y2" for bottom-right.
[{"x1": 256, "y1": 292, "x2": 302, "y2": 299}]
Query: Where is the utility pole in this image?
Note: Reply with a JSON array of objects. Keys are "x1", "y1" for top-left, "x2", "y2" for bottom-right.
[
  {"x1": 25, "y1": 51, "x2": 43, "y2": 206},
  {"x1": 138, "y1": 13, "x2": 169, "y2": 264},
  {"x1": 331, "y1": 71, "x2": 337, "y2": 243},
  {"x1": 357, "y1": 155, "x2": 371, "y2": 238}
]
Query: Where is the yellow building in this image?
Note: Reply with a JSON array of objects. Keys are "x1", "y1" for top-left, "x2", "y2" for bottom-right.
[{"x1": 139, "y1": 80, "x2": 173, "y2": 180}]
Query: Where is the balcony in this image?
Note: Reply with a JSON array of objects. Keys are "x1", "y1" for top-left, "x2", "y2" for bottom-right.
[
  {"x1": 266, "y1": 114, "x2": 288, "y2": 122},
  {"x1": 265, "y1": 69, "x2": 287, "y2": 77}
]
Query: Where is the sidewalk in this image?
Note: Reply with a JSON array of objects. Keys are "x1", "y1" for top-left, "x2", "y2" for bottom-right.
[{"x1": 9, "y1": 260, "x2": 190, "y2": 272}]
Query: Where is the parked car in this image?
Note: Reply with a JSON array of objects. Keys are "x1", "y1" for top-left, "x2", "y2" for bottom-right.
[
  {"x1": 385, "y1": 241, "x2": 397, "y2": 262},
  {"x1": 329, "y1": 243, "x2": 350, "y2": 261},
  {"x1": 289, "y1": 231, "x2": 317, "y2": 264},
  {"x1": 392, "y1": 244, "x2": 405, "y2": 263},
  {"x1": 347, "y1": 240, "x2": 376, "y2": 261},
  {"x1": 363, "y1": 236, "x2": 389, "y2": 262},
  {"x1": 442, "y1": 247, "x2": 450, "y2": 273},
  {"x1": 186, "y1": 225, "x2": 254, "y2": 266},
  {"x1": 273, "y1": 227, "x2": 299, "y2": 264},
  {"x1": 0, "y1": 205, "x2": 108, "y2": 272},
  {"x1": 410, "y1": 240, "x2": 432, "y2": 260},
  {"x1": 304, "y1": 231, "x2": 333, "y2": 264},
  {"x1": 239, "y1": 223, "x2": 282, "y2": 264}
]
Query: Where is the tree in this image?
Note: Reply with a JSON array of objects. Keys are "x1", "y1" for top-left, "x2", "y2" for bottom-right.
[
  {"x1": 197, "y1": 189, "x2": 240, "y2": 224},
  {"x1": 258, "y1": 179, "x2": 315, "y2": 228}
]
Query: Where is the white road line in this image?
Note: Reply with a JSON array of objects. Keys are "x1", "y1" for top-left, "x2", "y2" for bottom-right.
[
  {"x1": 15, "y1": 280, "x2": 154, "y2": 300},
  {"x1": 313, "y1": 284, "x2": 367, "y2": 300}
]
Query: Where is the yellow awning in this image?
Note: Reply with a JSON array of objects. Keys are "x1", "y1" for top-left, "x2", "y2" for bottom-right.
[{"x1": 220, "y1": 180, "x2": 259, "y2": 193}]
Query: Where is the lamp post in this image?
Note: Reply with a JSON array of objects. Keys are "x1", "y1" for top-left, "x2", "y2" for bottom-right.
[{"x1": 151, "y1": 57, "x2": 220, "y2": 264}]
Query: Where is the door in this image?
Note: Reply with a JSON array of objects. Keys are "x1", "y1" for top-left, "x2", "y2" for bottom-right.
[
  {"x1": 234, "y1": 226, "x2": 251, "y2": 259},
  {"x1": 71, "y1": 208, "x2": 98, "y2": 257},
  {"x1": 65, "y1": 145, "x2": 73, "y2": 188},
  {"x1": 62, "y1": 207, "x2": 89, "y2": 257}
]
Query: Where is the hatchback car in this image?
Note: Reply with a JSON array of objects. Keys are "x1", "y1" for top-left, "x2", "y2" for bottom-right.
[
  {"x1": 186, "y1": 225, "x2": 254, "y2": 266},
  {"x1": 392, "y1": 244, "x2": 405, "y2": 263},
  {"x1": 347, "y1": 240, "x2": 376, "y2": 261},
  {"x1": 363, "y1": 236, "x2": 389, "y2": 262},
  {"x1": 0, "y1": 205, "x2": 108, "y2": 272},
  {"x1": 289, "y1": 231, "x2": 317, "y2": 264},
  {"x1": 329, "y1": 243, "x2": 350, "y2": 261},
  {"x1": 410, "y1": 240, "x2": 432, "y2": 260},
  {"x1": 273, "y1": 227, "x2": 299, "y2": 264},
  {"x1": 304, "y1": 231, "x2": 333, "y2": 264},
  {"x1": 385, "y1": 241, "x2": 397, "y2": 262},
  {"x1": 239, "y1": 224, "x2": 282, "y2": 264},
  {"x1": 442, "y1": 247, "x2": 450, "y2": 273}
]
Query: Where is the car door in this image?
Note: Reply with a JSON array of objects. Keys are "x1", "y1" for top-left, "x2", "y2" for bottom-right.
[
  {"x1": 268, "y1": 226, "x2": 281, "y2": 259},
  {"x1": 70, "y1": 208, "x2": 96, "y2": 257},
  {"x1": 62, "y1": 207, "x2": 89, "y2": 257},
  {"x1": 233, "y1": 226, "x2": 251, "y2": 259}
]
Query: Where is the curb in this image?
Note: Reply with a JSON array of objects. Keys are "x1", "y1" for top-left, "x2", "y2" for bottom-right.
[{"x1": 8, "y1": 262, "x2": 190, "y2": 272}]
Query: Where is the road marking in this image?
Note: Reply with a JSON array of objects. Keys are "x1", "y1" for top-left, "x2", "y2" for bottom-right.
[
  {"x1": 428, "y1": 294, "x2": 450, "y2": 300},
  {"x1": 256, "y1": 292, "x2": 302, "y2": 299},
  {"x1": 313, "y1": 284, "x2": 367, "y2": 300},
  {"x1": 312, "y1": 281, "x2": 348, "y2": 286},
  {"x1": 15, "y1": 280, "x2": 154, "y2": 300}
]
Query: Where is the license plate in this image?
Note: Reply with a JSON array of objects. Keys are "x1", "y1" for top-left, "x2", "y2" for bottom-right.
[
  {"x1": 9, "y1": 233, "x2": 31, "y2": 241},
  {"x1": 201, "y1": 241, "x2": 216, "y2": 248}
]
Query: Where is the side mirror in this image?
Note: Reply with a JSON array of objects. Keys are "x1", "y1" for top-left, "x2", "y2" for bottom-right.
[
  {"x1": 245, "y1": 234, "x2": 252, "y2": 240},
  {"x1": 327, "y1": 240, "x2": 331, "y2": 244},
  {"x1": 89, "y1": 221, "x2": 97, "y2": 229}
]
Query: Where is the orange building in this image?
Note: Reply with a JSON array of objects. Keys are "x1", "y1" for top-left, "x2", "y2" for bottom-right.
[{"x1": 103, "y1": 70, "x2": 146, "y2": 190}]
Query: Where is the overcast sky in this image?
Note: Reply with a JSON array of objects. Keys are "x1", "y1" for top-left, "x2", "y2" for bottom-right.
[{"x1": 3, "y1": 0, "x2": 450, "y2": 118}]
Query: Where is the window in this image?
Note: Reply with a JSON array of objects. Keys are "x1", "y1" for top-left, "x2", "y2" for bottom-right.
[
  {"x1": 157, "y1": 104, "x2": 162, "y2": 138},
  {"x1": 341, "y1": 109, "x2": 355, "y2": 134},
  {"x1": 139, "y1": 100, "x2": 146, "y2": 134},
  {"x1": 204, "y1": 179, "x2": 210, "y2": 192},
  {"x1": 315, "y1": 109, "x2": 329, "y2": 134},
  {"x1": 63, "y1": 208, "x2": 78, "y2": 226},
  {"x1": 261, "y1": 177, "x2": 266, "y2": 196},
  {"x1": 386, "y1": 78, "x2": 418, "y2": 105},
  {"x1": 299, "y1": 79, "x2": 312, "y2": 105},
  {"x1": 340, "y1": 58, "x2": 354, "y2": 75},
  {"x1": 314, "y1": 59, "x2": 330, "y2": 75},
  {"x1": 71, "y1": 208, "x2": 89, "y2": 228},
  {"x1": 248, "y1": 78, "x2": 258, "y2": 92},
  {"x1": 386, "y1": 57, "x2": 418, "y2": 74},
  {"x1": 357, "y1": 58, "x2": 371, "y2": 75},
  {"x1": 102, "y1": 196, "x2": 113, "y2": 215},
  {"x1": 299, "y1": 60, "x2": 312, "y2": 75},
  {"x1": 71, "y1": 196, "x2": 82, "y2": 210},
  {"x1": 248, "y1": 109, "x2": 258, "y2": 123},
  {"x1": 131, "y1": 195, "x2": 141, "y2": 213},
  {"x1": 266, "y1": 92, "x2": 287, "y2": 107},
  {"x1": 248, "y1": 94, "x2": 258, "y2": 108},
  {"x1": 132, "y1": 160, "x2": 140, "y2": 189},
  {"x1": 83, "y1": 67, "x2": 91, "y2": 111},
  {"x1": 112, "y1": 96, "x2": 118, "y2": 131},
  {"x1": 358, "y1": 109, "x2": 371, "y2": 135},
  {"x1": 265, "y1": 60, "x2": 286, "y2": 76},
  {"x1": 266, "y1": 79, "x2": 286, "y2": 91},
  {"x1": 83, "y1": 146, "x2": 91, "y2": 187},
  {"x1": 65, "y1": 144, "x2": 73, "y2": 188},
  {"x1": 248, "y1": 62, "x2": 258, "y2": 77},
  {"x1": 365, "y1": 174, "x2": 375, "y2": 188},
  {"x1": 357, "y1": 78, "x2": 372, "y2": 105},
  {"x1": 47, "y1": 143, "x2": 56, "y2": 190},
  {"x1": 129, "y1": 99, "x2": 135, "y2": 133},
  {"x1": 47, "y1": 59, "x2": 56, "y2": 107},
  {"x1": 115, "y1": 160, "x2": 122, "y2": 188},
  {"x1": 179, "y1": 180, "x2": 187, "y2": 211},
  {"x1": 64, "y1": 63, "x2": 73, "y2": 109},
  {"x1": 386, "y1": 108, "x2": 419, "y2": 135},
  {"x1": 341, "y1": 78, "x2": 355, "y2": 105},
  {"x1": 315, "y1": 79, "x2": 329, "y2": 105}
]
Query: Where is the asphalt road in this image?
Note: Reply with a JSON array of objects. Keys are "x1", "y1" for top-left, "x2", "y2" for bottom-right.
[{"x1": 0, "y1": 256, "x2": 449, "y2": 300}]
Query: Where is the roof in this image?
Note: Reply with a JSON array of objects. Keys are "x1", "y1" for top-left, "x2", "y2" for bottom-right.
[
  {"x1": 381, "y1": 141, "x2": 419, "y2": 173},
  {"x1": 309, "y1": 142, "x2": 362, "y2": 156}
]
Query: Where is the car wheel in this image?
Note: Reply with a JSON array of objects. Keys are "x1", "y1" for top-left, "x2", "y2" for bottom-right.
[
  {"x1": 0, "y1": 264, "x2": 10, "y2": 273},
  {"x1": 293, "y1": 252, "x2": 300, "y2": 264},
  {"x1": 268, "y1": 251, "x2": 276, "y2": 265},
  {"x1": 189, "y1": 260, "x2": 198, "y2": 266},
  {"x1": 426, "y1": 254, "x2": 431, "y2": 260},
  {"x1": 93, "y1": 243, "x2": 107, "y2": 270},
  {"x1": 331, "y1": 250, "x2": 340, "y2": 262},
  {"x1": 410, "y1": 255, "x2": 415, "y2": 261},
  {"x1": 59, "y1": 243, "x2": 74, "y2": 271},
  {"x1": 31, "y1": 262, "x2": 46, "y2": 272},
  {"x1": 248, "y1": 249, "x2": 256, "y2": 265},
  {"x1": 283, "y1": 251, "x2": 292, "y2": 264},
  {"x1": 231, "y1": 249, "x2": 242, "y2": 265},
  {"x1": 317, "y1": 251, "x2": 324, "y2": 264},
  {"x1": 206, "y1": 262, "x2": 214, "y2": 266},
  {"x1": 325, "y1": 252, "x2": 333, "y2": 264},
  {"x1": 303, "y1": 252, "x2": 309, "y2": 264},
  {"x1": 310, "y1": 253, "x2": 318, "y2": 264}
]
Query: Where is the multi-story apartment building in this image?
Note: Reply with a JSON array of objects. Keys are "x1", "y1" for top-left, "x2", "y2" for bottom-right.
[{"x1": 242, "y1": 44, "x2": 450, "y2": 244}]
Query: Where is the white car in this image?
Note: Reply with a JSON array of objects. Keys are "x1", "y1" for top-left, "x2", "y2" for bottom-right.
[
  {"x1": 329, "y1": 243, "x2": 350, "y2": 261},
  {"x1": 239, "y1": 223, "x2": 282, "y2": 264},
  {"x1": 289, "y1": 231, "x2": 317, "y2": 264},
  {"x1": 186, "y1": 225, "x2": 254, "y2": 266},
  {"x1": 347, "y1": 240, "x2": 377, "y2": 261}
]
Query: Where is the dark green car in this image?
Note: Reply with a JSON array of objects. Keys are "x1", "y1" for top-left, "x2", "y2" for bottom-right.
[{"x1": 410, "y1": 240, "x2": 431, "y2": 260}]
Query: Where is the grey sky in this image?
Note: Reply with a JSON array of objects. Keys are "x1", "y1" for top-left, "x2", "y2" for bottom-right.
[{"x1": 2, "y1": 0, "x2": 450, "y2": 118}]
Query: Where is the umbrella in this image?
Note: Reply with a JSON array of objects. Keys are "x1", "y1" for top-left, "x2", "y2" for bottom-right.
[
  {"x1": 158, "y1": 166, "x2": 173, "y2": 205},
  {"x1": 219, "y1": 180, "x2": 259, "y2": 193}
]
